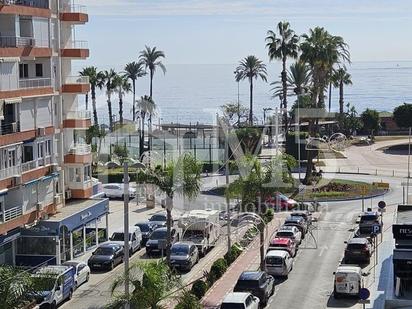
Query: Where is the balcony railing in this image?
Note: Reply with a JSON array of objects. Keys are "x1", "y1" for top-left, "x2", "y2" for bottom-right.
[
  {"x1": 22, "y1": 156, "x2": 52, "y2": 172},
  {"x1": 0, "y1": 121, "x2": 20, "y2": 136},
  {"x1": 3, "y1": 205, "x2": 23, "y2": 222},
  {"x1": 69, "y1": 144, "x2": 91, "y2": 155},
  {"x1": 63, "y1": 40, "x2": 88, "y2": 49},
  {"x1": 0, "y1": 0, "x2": 49, "y2": 9},
  {"x1": 66, "y1": 110, "x2": 91, "y2": 120},
  {"x1": 0, "y1": 36, "x2": 36, "y2": 48},
  {"x1": 64, "y1": 76, "x2": 89, "y2": 85},
  {"x1": 19, "y1": 77, "x2": 52, "y2": 89},
  {"x1": 61, "y1": 4, "x2": 86, "y2": 13},
  {"x1": 0, "y1": 165, "x2": 21, "y2": 181}
]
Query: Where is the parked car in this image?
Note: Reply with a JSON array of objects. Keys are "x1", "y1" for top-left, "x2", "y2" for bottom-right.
[
  {"x1": 220, "y1": 292, "x2": 260, "y2": 309},
  {"x1": 333, "y1": 265, "x2": 365, "y2": 298},
  {"x1": 265, "y1": 250, "x2": 294, "y2": 278},
  {"x1": 62, "y1": 261, "x2": 90, "y2": 288},
  {"x1": 135, "y1": 221, "x2": 156, "y2": 245},
  {"x1": 284, "y1": 216, "x2": 308, "y2": 236},
  {"x1": 290, "y1": 210, "x2": 313, "y2": 225},
  {"x1": 276, "y1": 226, "x2": 302, "y2": 245},
  {"x1": 169, "y1": 241, "x2": 199, "y2": 271},
  {"x1": 102, "y1": 183, "x2": 136, "y2": 199},
  {"x1": 265, "y1": 193, "x2": 298, "y2": 211},
  {"x1": 148, "y1": 212, "x2": 169, "y2": 228},
  {"x1": 359, "y1": 211, "x2": 382, "y2": 235},
  {"x1": 109, "y1": 226, "x2": 142, "y2": 254},
  {"x1": 146, "y1": 227, "x2": 179, "y2": 256},
  {"x1": 88, "y1": 243, "x2": 124, "y2": 271},
  {"x1": 233, "y1": 271, "x2": 275, "y2": 306},
  {"x1": 267, "y1": 237, "x2": 297, "y2": 257},
  {"x1": 344, "y1": 238, "x2": 373, "y2": 264}
]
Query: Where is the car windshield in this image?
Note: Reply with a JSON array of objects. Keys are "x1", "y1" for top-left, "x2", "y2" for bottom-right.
[
  {"x1": 221, "y1": 303, "x2": 245, "y2": 309},
  {"x1": 94, "y1": 247, "x2": 115, "y2": 255},
  {"x1": 136, "y1": 224, "x2": 150, "y2": 232},
  {"x1": 271, "y1": 243, "x2": 287, "y2": 248},
  {"x1": 360, "y1": 215, "x2": 378, "y2": 222},
  {"x1": 151, "y1": 230, "x2": 167, "y2": 240},
  {"x1": 266, "y1": 256, "x2": 284, "y2": 265},
  {"x1": 111, "y1": 232, "x2": 131, "y2": 241},
  {"x1": 236, "y1": 279, "x2": 259, "y2": 289},
  {"x1": 171, "y1": 245, "x2": 189, "y2": 256},
  {"x1": 150, "y1": 215, "x2": 166, "y2": 222},
  {"x1": 347, "y1": 243, "x2": 366, "y2": 250},
  {"x1": 277, "y1": 232, "x2": 293, "y2": 237}
]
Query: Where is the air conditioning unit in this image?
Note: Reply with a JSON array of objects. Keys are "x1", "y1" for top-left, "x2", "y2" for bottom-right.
[
  {"x1": 11, "y1": 122, "x2": 18, "y2": 133},
  {"x1": 36, "y1": 202, "x2": 43, "y2": 212},
  {"x1": 54, "y1": 194, "x2": 62, "y2": 205},
  {"x1": 37, "y1": 127, "x2": 46, "y2": 137},
  {"x1": 65, "y1": 189, "x2": 72, "y2": 200},
  {"x1": 13, "y1": 175, "x2": 22, "y2": 186}
]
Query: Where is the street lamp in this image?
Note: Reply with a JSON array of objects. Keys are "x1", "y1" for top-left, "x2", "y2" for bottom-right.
[{"x1": 234, "y1": 70, "x2": 240, "y2": 126}]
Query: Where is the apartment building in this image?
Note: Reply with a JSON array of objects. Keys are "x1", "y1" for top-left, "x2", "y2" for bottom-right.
[{"x1": 0, "y1": 0, "x2": 109, "y2": 266}]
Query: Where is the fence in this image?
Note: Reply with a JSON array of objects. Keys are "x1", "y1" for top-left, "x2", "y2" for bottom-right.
[
  {"x1": 0, "y1": 122, "x2": 20, "y2": 136},
  {"x1": 321, "y1": 166, "x2": 410, "y2": 178},
  {"x1": 66, "y1": 110, "x2": 91, "y2": 120},
  {"x1": 19, "y1": 77, "x2": 52, "y2": 89},
  {"x1": 3, "y1": 205, "x2": 23, "y2": 222},
  {"x1": 63, "y1": 40, "x2": 88, "y2": 49},
  {"x1": 60, "y1": 4, "x2": 87, "y2": 13},
  {"x1": 69, "y1": 144, "x2": 91, "y2": 155},
  {"x1": 64, "y1": 75, "x2": 89, "y2": 84}
]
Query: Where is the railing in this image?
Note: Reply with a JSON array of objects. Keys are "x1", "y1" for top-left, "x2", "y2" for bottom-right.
[
  {"x1": 0, "y1": 121, "x2": 20, "y2": 136},
  {"x1": 63, "y1": 40, "x2": 88, "y2": 49},
  {"x1": 19, "y1": 77, "x2": 52, "y2": 89},
  {"x1": 38, "y1": 155, "x2": 51, "y2": 166},
  {"x1": 60, "y1": 4, "x2": 87, "y2": 13},
  {"x1": 0, "y1": 0, "x2": 49, "y2": 9},
  {"x1": 21, "y1": 160, "x2": 37, "y2": 172},
  {"x1": 64, "y1": 75, "x2": 89, "y2": 85},
  {"x1": 66, "y1": 110, "x2": 91, "y2": 120},
  {"x1": 69, "y1": 144, "x2": 91, "y2": 155},
  {"x1": 0, "y1": 36, "x2": 35, "y2": 48},
  {"x1": 0, "y1": 165, "x2": 21, "y2": 181},
  {"x1": 3, "y1": 206, "x2": 23, "y2": 222}
]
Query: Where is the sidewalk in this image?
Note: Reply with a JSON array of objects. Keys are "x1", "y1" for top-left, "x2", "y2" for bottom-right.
[{"x1": 201, "y1": 215, "x2": 285, "y2": 308}]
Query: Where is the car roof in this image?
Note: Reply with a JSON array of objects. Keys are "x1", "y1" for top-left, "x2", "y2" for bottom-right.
[
  {"x1": 99, "y1": 242, "x2": 121, "y2": 248},
  {"x1": 222, "y1": 292, "x2": 251, "y2": 303},
  {"x1": 135, "y1": 221, "x2": 151, "y2": 225},
  {"x1": 286, "y1": 217, "x2": 302, "y2": 222},
  {"x1": 278, "y1": 226, "x2": 295, "y2": 231},
  {"x1": 348, "y1": 238, "x2": 368, "y2": 244},
  {"x1": 336, "y1": 265, "x2": 361, "y2": 273},
  {"x1": 266, "y1": 250, "x2": 289, "y2": 258},
  {"x1": 361, "y1": 211, "x2": 378, "y2": 216},
  {"x1": 151, "y1": 212, "x2": 167, "y2": 217},
  {"x1": 173, "y1": 241, "x2": 194, "y2": 247},
  {"x1": 238, "y1": 271, "x2": 264, "y2": 281},
  {"x1": 270, "y1": 237, "x2": 290, "y2": 245},
  {"x1": 62, "y1": 261, "x2": 84, "y2": 266}
]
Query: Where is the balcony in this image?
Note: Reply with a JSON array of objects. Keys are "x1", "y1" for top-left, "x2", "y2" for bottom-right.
[
  {"x1": 61, "y1": 76, "x2": 90, "y2": 94},
  {"x1": 63, "y1": 110, "x2": 92, "y2": 129},
  {"x1": 60, "y1": 4, "x2": 88, "y2": 24},
  {"x1": 1, "y1": 205, "x2": 23, "y2": 223},
  {"x1": 69, "y1": 144, "x2": 91, "y2": 155},
  {"x1": 0, "y1": 35, "x2": 51, "y2": 57},
  {"x1": 0, "y1": 36, "x2": 35, "y2": 48},
  {"x1": 22, "y1": 156, "x2": 52, "y2": 172},
  {"x1": 0, "y1": 121, "x2": 20, "y2": 136},
  {"x1": 0, "y1": 77, "x2": 55, "y2": 99},
  {"x1": 61, "y1": 40, "x2": 89, "y2": 59},
  {"x1": 0, "y1": 0, "x2": 49, "y2": 9},
  {"x1": 0, "y1": 165, "x2": 21, "y2": 181},
  {"x1": 0, "y1": 0, "x2": 51, "y2": 18},
  {"x1": 19, "y1": 77, "x2": 51, "y2": 89}
]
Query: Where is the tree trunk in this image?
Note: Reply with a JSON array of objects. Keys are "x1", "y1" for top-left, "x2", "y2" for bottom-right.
[
  {"x1": 166, "y1": 206, "x2": 172, "y2": 264},
  {"x1": 132, "y1": 80, "x2": 136, "y2": 122},
  {"x1": 119, "y1": 93, "x2": 124, "y2": 126},
  {"x1": 249, "y1": 78, "x2": 253, "y2": 126},
  {"x1": 140, "y1": 115, "x2": 146, "y2": 157},
  {"x1": 92, "y1": 86, "x2": 98, "y2": 126},
  {"x1": 328, "y1": 82, "x2": 332, "y2": 112},
  {"x1": 85, "y1": 93, "x2": 89, "y2": 111},
  {"x1": 108, "y1": 95, "x2": 113, "y2": 132},
  {"x1": 282, "y1": 58, "x2": 288, "y2": 132},
  {"x1": 150, "y1": 70, "x2": 153, "y2": 99},
  {"x1": 259, "y1": 222, "x2": 265, "y2": 271},
  {"x1": 339, "y1": 81, "x2": 344, "y2": 115}
]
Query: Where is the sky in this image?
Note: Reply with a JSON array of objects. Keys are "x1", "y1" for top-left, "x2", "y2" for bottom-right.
[{"x1": 77, "y1": 0, "x2": 412, "y2": 68}]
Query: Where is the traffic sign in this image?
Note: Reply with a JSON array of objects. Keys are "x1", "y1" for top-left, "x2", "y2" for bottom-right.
[
  {"x1": 359, "y1": 288, "x2": 370, "y2": 300},
  {"x1": 378, "y1": 201, "x2": 387, "y2": 209}
]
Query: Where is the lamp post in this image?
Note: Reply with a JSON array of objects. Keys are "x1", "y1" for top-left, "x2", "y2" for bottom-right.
[
  {"x1": 234, "y1": 70, "x2": 240, "y2": 126},
  {"x1": 407, "y1": 127, "x2": 411, "y2": 202}
]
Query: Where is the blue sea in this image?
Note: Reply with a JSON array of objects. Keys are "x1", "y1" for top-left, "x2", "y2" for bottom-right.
[{"x1": 80, "y1": 61, "x2": 412, "y2": 125}]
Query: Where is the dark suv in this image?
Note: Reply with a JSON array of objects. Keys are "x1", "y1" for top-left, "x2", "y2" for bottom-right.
[
  {"x1": 359, "y1": 211, "x2": 382, "y2": 235},
  {"x1": 344, "y1": 237, "x2": 373, "y2": 264},
  {"x1": 145, "y1": 227, "x2": 179, "y2": 257},
  {"x1": 233, "y1": 271, "x2": 275, "y2": 306}
]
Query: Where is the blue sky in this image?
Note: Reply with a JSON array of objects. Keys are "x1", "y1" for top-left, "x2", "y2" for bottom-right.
[{"x1": 78, "y1": 0, "x2": 412, "y2": 67}]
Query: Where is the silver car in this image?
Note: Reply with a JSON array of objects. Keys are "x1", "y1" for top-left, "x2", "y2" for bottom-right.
[{"x1": 169, "y1": 241, "x2": 199, "y2": 271}]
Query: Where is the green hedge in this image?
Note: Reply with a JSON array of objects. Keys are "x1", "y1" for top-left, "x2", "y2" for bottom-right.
[
  {"x1": 224, "y1": 243, "x2": 243, "y2": 265},
  {"x1": 207, "y1": 258, "x2": 228, "y2": 285},
  {"x1": 191, "y1": 280, "x2": 208, "y2": 300}
]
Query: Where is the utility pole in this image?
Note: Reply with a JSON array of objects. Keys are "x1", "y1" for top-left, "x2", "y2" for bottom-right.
[
  {"x1": 407, "y1": 127, "x2": 411, "y2": 202},
  {"x1": 275, "y1": 107, "x2": 279, "y2": 156},
  {"x1": 123, "y1": 161, "x2": 130, "y2": 308},
  {"x1": 225, "y1": 125, "x2": 231, "y2": 252},
  {"x1": 297, "y1": 102, "x2": 301, "y2": 181}
]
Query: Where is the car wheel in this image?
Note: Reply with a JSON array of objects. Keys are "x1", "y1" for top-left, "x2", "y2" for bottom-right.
[
  {"x1": 51, "y1": 301, "x2": 57, "y2": 309},
  {"x1": 68, "y1": 289, "x2": 73, "y2": 300},
  {"x1": 86, "y1": 274, "x2": 90, "y2": 282},
  {"x1": 110, "y1": 261, "x2": 114, "y2": 270}
]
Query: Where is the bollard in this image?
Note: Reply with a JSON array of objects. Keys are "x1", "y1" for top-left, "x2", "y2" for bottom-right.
[
  {"x1": 376, "y1": 169, "x2": 378, "y2": 176},
  {"x1": 358, "y1": 167, "x2": 360, "y2": 174}
]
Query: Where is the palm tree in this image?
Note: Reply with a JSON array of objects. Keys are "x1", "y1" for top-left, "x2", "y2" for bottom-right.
[
  {"x1": 332, "y1": 68, "x2": 352, "y2": 115},
  {"x1": 139, "y1": 45, "x2": 166, "y2": 98},
  {"x1": 266, "y1": 21, "x2": 300, "y2": 131},
  {"x1": 123, "y1": 62, "x2": 147, "y2": 122},
  {"x1": 79, "y1": 66, "x2": 104, "y2": 125},
  {"x1": 102, "y1": 69, "x2": 117, "y2": 131},
  {"x1": 113, "y1": 74, "x2": 132, "y2": 126},
  {"x1": 137, "y1": 154, "x2": 202, "y2": 264},
  {"x1": 137, "y1": 95, "x2": 156, "y2": 157},
  {"x1": 287, "y1": 61, "x2": 311, "y2": 96},
  {"x1": 300, "y1": 27, "x2": 350, "y2": 183},
  {"x1": 235, "y1": 56, "x2": 268, "y2": 125}
]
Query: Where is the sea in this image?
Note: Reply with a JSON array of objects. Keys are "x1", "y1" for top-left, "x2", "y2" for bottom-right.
[{"x1": 77, "y1": 61, "x2": 412, "y2": 125}]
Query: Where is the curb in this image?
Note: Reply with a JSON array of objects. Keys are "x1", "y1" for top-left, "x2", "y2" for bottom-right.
[{"x1": 297, "y1": 189, "x2": 389, "y2": 203}]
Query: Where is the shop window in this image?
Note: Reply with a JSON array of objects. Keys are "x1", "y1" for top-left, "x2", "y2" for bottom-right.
[{"x1": 17, "y1": 237, "x2": 56, "y2": 256}]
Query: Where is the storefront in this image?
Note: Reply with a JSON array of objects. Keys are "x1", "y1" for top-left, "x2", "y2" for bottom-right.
[
  {"x1": 15, "y1": 198, "x2": 109, "y2": 266},
  {"x1": 0, "y1": 228, "x2": 20, "y2": 265}
]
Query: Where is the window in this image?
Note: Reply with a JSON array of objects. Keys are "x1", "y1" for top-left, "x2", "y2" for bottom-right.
[
  {"x1": 37, "y1": 142, "x2": 44, "y2": 158},
  {"x1": 45, "y1": 140, "x2": 52, "y2": 156},
  {"x1": 35, "y1": 63, "x2": 43, "y2": 77},
  {"x1": 84, "y1": 165, "x2": 91, "y2": 182},
  {"x1": 8, "y1": 149, "x2": 16, "y2": 167},
  {"x1": 68, "y1": 167, "x2": 82, "y2": 183},
  {"x1": 19, "y1": 63, "x2": 29, "y2": 78},
  {"x1": 23, "y1": 145, "x2": 34, "y2": 163}
]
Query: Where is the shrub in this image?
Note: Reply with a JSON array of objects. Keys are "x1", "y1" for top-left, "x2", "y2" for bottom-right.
[
  {"x1": 263, "y1": 209, "x2": 274, "y2": 223},
  {"x1": 175, "y1": 290, "x2": 203, "y2": 309},
  {"x1": 207, "y1": 258, "x2": 228, "y2": 284},
  {"x1": 191, "y1": 280, "x2": 208, "y2": 300},
  {"x1": 224, "y1": 244, "x2": 243, "y2": 265}
]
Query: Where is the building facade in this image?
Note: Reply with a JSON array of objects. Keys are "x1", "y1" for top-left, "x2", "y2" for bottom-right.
[{"x1": 0, "y1": 0, "x2": 106, "y2": 266}]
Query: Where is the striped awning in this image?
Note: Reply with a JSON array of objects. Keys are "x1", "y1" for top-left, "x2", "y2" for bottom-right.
[
  {"x1": 4, "y1": 97, "x2": 22, "y2": 104},
  {"x1": 0, "y1": 57, "x2": 20, "y2": 63}
]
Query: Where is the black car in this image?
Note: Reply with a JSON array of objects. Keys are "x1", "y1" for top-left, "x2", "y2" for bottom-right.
[
  {"x1": 290, "y1": 211, "x2": 312, "y2": 225},
  {"x1": 359, "y1": 211, "x2": 382, "y2": 235},
  {"x1": 284, "y1": 216, "x2": 307, "y2": 236},
  {"x1": 88, "y1": 243, "x2": 124, "y2": 271},
  {"x1": 135, "y1": 221, "x2": 156, "y2": 245},
  {"x1": 146, "y1": 227, "x2": 179, "y2": 257},
  {"x1": 148, "y1": 213, "x2": 168, "y2": 228},
  {"x1": 344, "y1": 238, "x2": 373, "y2": 264},
  {"x1": 233, "y1": 271, "x2": 275, "y2": 306}
]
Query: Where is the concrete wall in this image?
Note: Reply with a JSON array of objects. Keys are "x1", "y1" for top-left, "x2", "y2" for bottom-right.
[{"x1": 0, "y1": 62, "x2": 18, "y2": 91}]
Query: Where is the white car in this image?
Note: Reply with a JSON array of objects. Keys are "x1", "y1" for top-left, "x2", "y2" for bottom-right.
[
  {"x1": 109, "y1": 226, "x2": 143, "y2": 254},
  {"x1": 333, "y1": 265, "x2": 365, "y2": 298},
  {"x1": 102, "y1": 183, "x2": 136, "y2": 199},
  {"x1": 220, "y1": 292, "x2": 260, "y2": 309},
  {"x1": 276, "y1": 226, "x2": 302, "y2": 246},
  {"x1": 62, "y1": 261, "x2": 90, "y2": 288},
  {"x1": 265, "y1": 250, "x2": 294, "y2": 278}
]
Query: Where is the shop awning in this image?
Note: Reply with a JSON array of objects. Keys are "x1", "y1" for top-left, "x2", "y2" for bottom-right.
[
  {"x1": 393, "y1": 249, "x2": 412, "y2": 261},
  {"x1": 0, "y1": 57, "x2": 20, "y2": 63},
  {"x1": 4, "y1": 97, "x2": 22, "y2": 105}
]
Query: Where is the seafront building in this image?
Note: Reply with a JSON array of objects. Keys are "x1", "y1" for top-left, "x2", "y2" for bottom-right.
[{"x1": 0, "y1": 0, "x2": 108, "y2": 266}]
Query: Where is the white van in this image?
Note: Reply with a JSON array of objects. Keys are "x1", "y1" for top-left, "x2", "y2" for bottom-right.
[
  {"x1": 333, "y1": 265, "x2": 365, "y2": 298},
  {"x1": 109, "y1": 226, "x2": 142, "y2": 254},
  {"x1": 265, "y1": 250, "x2": 293, "y2": 278}
]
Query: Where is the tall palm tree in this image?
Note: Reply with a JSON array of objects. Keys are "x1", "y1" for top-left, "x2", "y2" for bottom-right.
[
  {"x1": 266, "y1": 21, "x2": 300, "y2": 131},
  {"x1": 300, "y1": 27, "x2": 350, "y2": 184},
  {"x1": 331, "y1": 68, "x2": 352, "y2": 115},
  {"x1": 102, "y1": 69, "x2": 117, "y2": 131},
  {"x1": 235, "y1": 56, "x2": 268, "y2": 125},
  {"x1": 113, "y1": 74, "x2": 132, "y2": 126},
  {"x1": 123, "y1": 62, "x2": 147, "y2": 122},
  {"x1": 287, "y1": 60, "x2": 311, "y2": 96},
  {"x1": 79, "y1": 66, "x2": 104, "y2": 125},
  {"x1": 139, "y1": 45, "x2": 166, "y2": 98},
  {"x1": 137, "y1": 95, "x2": 156, "y2": 157}
]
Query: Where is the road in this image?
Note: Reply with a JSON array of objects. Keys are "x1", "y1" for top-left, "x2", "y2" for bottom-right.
[{"x1": 266, "y1": 174, "x2": 402, "y2": 309}]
